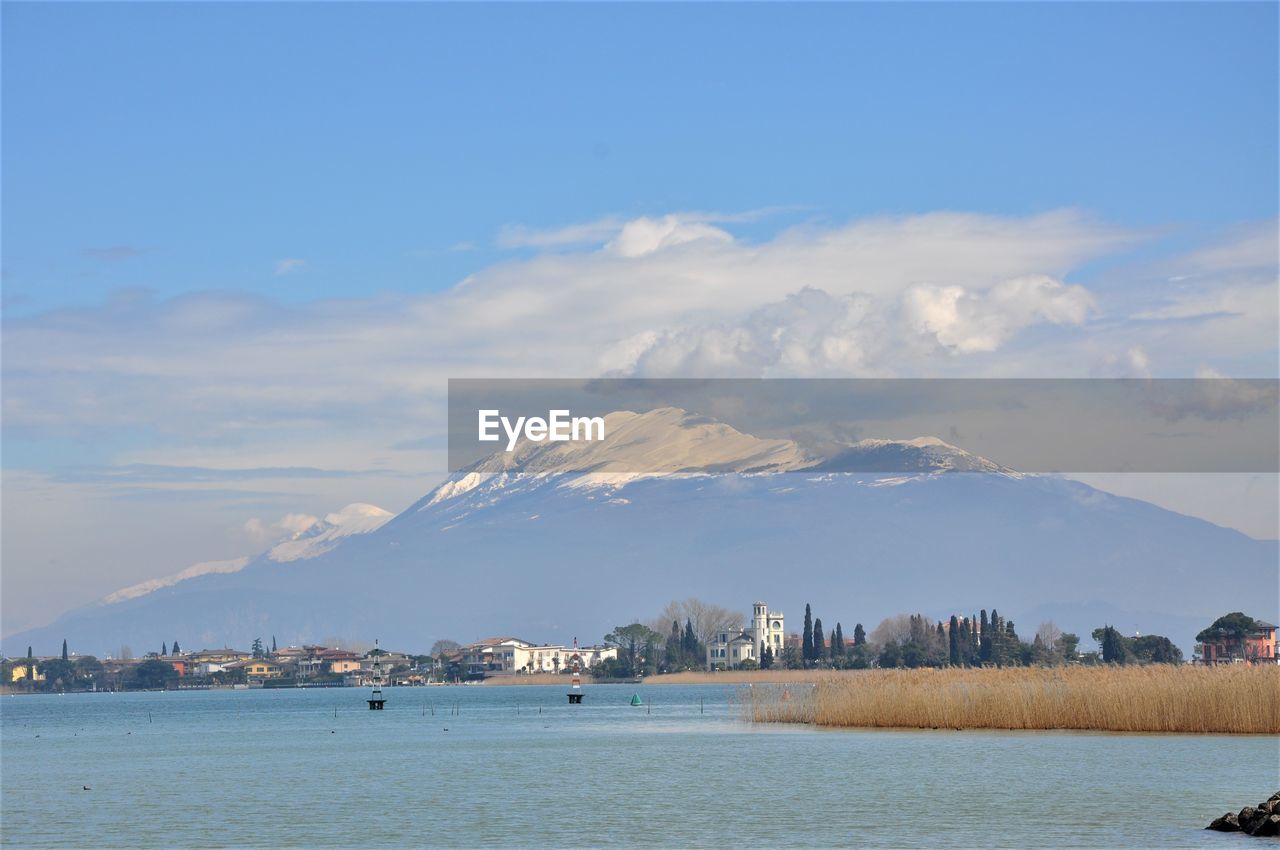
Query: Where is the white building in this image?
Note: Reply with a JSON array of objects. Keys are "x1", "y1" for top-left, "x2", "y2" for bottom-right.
[
  {"x1": 461, "y1": 637, "x2": 618, "y2": 677},
  {"x1": 706, "y1": 601, "x2": 785, "y2": 670}
]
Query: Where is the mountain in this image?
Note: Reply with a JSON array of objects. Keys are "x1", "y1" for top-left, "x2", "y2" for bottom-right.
[{"x1": 5, "y1": 408, "x2": 1276, "y2": 657}]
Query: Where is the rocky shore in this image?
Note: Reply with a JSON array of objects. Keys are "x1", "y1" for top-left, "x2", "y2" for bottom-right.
[{"x1": 1207, "y1": 793, "x2": 1280, "y2": 837}]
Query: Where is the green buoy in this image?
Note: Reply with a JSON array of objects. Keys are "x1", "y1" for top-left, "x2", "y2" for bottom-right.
[{"x1": 630, "y1": 693, "x2": 643, "y2": 706}]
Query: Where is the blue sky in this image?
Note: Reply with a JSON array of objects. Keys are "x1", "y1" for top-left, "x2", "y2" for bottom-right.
[
  {"x1": 3, "y1": 2, "x2": 1276, "y2": 314},
  {"x1": 2, "y1": 3, "x2": 1277, "y2": 634}
]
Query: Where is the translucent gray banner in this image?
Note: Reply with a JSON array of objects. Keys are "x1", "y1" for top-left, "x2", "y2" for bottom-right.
[{"x1": 446, "y1": 378, "x2": 1280, "y2": 473}]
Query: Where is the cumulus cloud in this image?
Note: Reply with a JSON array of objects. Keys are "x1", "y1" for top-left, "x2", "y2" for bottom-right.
[
  {"x1": 616, "y1": 275, "x2": 1095, "y2": 377},
  {"x1": 3, "y1": 209, "x2": 1271, "y2": 479}
]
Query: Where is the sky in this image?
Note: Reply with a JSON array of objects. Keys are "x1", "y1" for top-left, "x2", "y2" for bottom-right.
[{"x1": 2, "y1": 2, "x2": 1278, "y2": 636}]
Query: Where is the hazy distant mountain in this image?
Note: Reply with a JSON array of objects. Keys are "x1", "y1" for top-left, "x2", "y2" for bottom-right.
[{"x1": 6, "y1": 408, "x2": 1276, "y2": 657}]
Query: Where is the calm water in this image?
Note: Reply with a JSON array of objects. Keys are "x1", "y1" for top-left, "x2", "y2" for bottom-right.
[{"x1": 1, "y1": 684, "x2": 1276, "y2": 848}]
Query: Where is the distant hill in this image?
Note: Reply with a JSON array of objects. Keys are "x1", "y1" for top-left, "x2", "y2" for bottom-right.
[{"x1": 7, "y1": 408, "x2": 1275, "y2": 657}]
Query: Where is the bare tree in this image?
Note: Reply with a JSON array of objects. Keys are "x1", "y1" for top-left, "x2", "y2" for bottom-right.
[
  {"x1": 430, "y1": 639, "x2": 461, "y2": 658},
  {"x1": 868, "y1": 614, "x2": 914, "y2": 649},
  {"x1": 1036, "y1": 621, "x2": 1063, "y2": 651},
  {"x1": 652, "y1": 598, "x2": 743, "y2": 646}
]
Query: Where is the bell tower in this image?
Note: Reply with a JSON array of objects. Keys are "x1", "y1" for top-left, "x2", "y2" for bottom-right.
[{"x1": 752, "y1": 601, "x2": 768, "y2": 649}]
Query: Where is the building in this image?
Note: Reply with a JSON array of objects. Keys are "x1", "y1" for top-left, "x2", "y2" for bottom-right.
[
  {"x1": 7, "y1": 659, "x2": 48, "y2": 683},
  {"x1": 460, "y1": 637, "x2": 618, "y2": 677},
  {"x1": 233, "y1": 659, "x2": 285, "y2": 680},
  {"x1": 187, "y1": 649, "x2": 252, "y2": 666},
  {"x1": 1199, "y1": 621, "x2": 1278, "y2": 665},
  {"x1": 706, "y1": 601, "x2": 786, "y2": 670}
]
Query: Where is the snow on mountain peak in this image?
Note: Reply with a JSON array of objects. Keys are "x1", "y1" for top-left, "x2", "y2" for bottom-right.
[
  {"x1": 101, "y1": 557, "x2": 251, "y2": 604},
  {"x1": 269, "y1": 503, "x2": 394, "y2": 562},
  {"x1": 423, "y1": 406, "x2": 1013, "y2": 508}
]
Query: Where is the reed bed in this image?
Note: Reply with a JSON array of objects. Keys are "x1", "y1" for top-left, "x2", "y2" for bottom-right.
[{"x1": 748, "y1": 666, "x2": 1280, "y2": 734}]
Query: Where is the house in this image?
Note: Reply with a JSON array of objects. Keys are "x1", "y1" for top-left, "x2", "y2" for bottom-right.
[
  {"x1": 1199, "y1": 620, "x2": 1278, "y2": 665},
  {"x1": 462, "y1": 638, "x2": 535, "y2": 676},
  {"x1": 8, "y1": 659, "x2": 48, "y2": 683},
  {"x1": 460, "y1": 637, "x2": 618, "y2": 677},
  {"x1": 706, "y1": 601, "x2": 786, "y2": 670},
  {"x1": 159, "y1": 656, "x2": 187, "y2": 677},
  {"x1": 187, "y1": 649, "x2": 251, "y2": 666},
  {"x1": 706, "y1": 631, "x2": 757, "y2": 669},
  {"x1": 233, "y1": 659, "x2": 286, "y2": 680}
]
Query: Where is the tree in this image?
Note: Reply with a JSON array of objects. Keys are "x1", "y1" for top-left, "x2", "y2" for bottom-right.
[
  {"x1": 760, "y1": 643, "x2": 774, "y2": 669},
  {"x1": 1095, "y1": 625, "x2": 1126, "y2": 664},
  {"x1": 1130, "y1": 634, "x2": 1183, "y2": 664},
  {"x1": 604, "y1": 623, "x2": 662, "y2": 678},
  {"x1": 39, "y1": 659, "x2": 75, "y2": 691},
  {"x1": 1057, "y1": 633, "x2": 1080, "y2": 662},
  {"x1": 853, "y1": 623, "x2": 866, "y2": 646},
  {"x1": 430, "y1": 639, "x2": 461, "y2": 658},
  {"x1": 664, "y1": 620, "x2": 683, "y2": 671},
  {"x1": 162, "y1": 642, "x2": 168, "y2": 657},
  {"x1": 948, "y1": 616, "x2": 960, "y2": 666},
  {"x1": 652, "y1": 598, "x2": 742, "y2": 649},
  {"x1": 131, "y1": 659, "x2": 175, "y2": 690},
  {"x1": 172, "y1": 640, "x2": 181, "y2": 655},
  {"x1": 271, "y1": 635, "x2": 278, "y2": 653},
  {"x1": 682, "y1": 619, "x2": 700, "y2": 662},
  {"x1": 812, "y1": 618, "x2": 825, "y2": 664},
  {"x1": 61, "y1": 639, "x2": 69, "y2": 662},
  {"x1": 780, "y1": 645, "x2": 802, "y2": 670},
  {"x1": 802, "y1": 604, "x2": 814, "y2": 662},
  {"x1": 831, "y1": 623, "x2": 845, "y2": 659},
  {"x1": 1035, "y1": 621, "x2": 1063, "y2": 665},
  {"x1": 75, "y1": 655, "x2": 103, "y2": 679},
  {"x1": 1196, "y1": 612, "x2": 1259, "y2": 662},
  {"x1": 251, "y1": 638, "x2": 265, "y2": 659},
  {"x1": 25, "y1": 646, "x2": 34, "y2": 684},
  {"x1": 979, "y1": 610, "x2": 992, "y2": 664}
]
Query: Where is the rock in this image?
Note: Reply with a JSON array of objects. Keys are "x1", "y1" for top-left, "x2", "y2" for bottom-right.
[
  {"x1": 1239, "y1": 807, "x2": 1264, "y2": 832},
  {"x1": 1207, "y1": 812, "x2": 1240, "y2": 832},
  {"x1": 1249, "y1": 815, "x2": 1280, "y2": 837}
]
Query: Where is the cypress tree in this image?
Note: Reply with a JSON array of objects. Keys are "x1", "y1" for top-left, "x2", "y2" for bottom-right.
[
  {"x1": 162, "y1": 642, "x2": 168, "y2": 656},
  {"x1": 832, "y1": 623, "x2": 845, "y2": 657},
  {"x1": 853, "y1": 623, "x2": 865, "y2": 645},
  {"x1": 172, "y1": 640, "x2": 180, "y2": 655},
  {"x1": 683, "y1": 619, "x2": 698, "y2": 658},
  {"x1": 979, "y1": 610, "x2": 993, "y2": 664},
  {"x1": 271, "y1": 635, "x2": 277, "y2": 652},
  {"x1": 948, "y1": 615, "x2": 960, "y2": 666},
  {"x1": 665, "y1": 620, "x2": 682, "y2": 670},
  {"x1": 802, "y1": 604, "x2": 814, "y2": 661},
  {"x1": 26, "y1": 646, "x2": 34, "y2": 681},
  {"x1": 813, "y1": 618, "x2": 825, "y2": 662},
  {"x1": 61, "y1": 639, "x2": 69, "y2": 662}
]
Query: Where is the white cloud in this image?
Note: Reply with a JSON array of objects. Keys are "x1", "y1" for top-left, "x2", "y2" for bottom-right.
[
  {"x1": 243, "y1": 512, "x2": 321, "y2": 547},
  {"x1": 3, "y1": 209, "x2": 1270, "y2": 469},
  {"x1": 274, "y1": 257, "x2": 306, "y2": 276}
]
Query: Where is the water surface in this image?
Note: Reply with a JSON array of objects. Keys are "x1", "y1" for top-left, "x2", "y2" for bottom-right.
[{"x1": 2, "y1": 684, "x2": 1276, "y2": 848}]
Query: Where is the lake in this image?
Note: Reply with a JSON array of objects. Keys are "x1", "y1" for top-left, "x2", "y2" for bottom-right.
[{"x1": 2, "y1": 683, "x2": 1276, "y2": 848}]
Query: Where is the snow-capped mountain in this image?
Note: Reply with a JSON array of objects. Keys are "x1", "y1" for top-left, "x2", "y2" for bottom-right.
[
  {"x1": 97, "y1": 504, "x2": 393, "y2": 606},
  {"x1": 6, "y1": 408, "x2": 1276, "y2": 657},
  {"x1": 265, "y1": 504, "x2": 394, "y2": 563}
]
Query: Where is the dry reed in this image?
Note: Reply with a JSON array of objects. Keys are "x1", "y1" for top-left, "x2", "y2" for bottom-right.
[{"x1": 748, "y1": 666, "x2": 1280, "y2": 734}]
